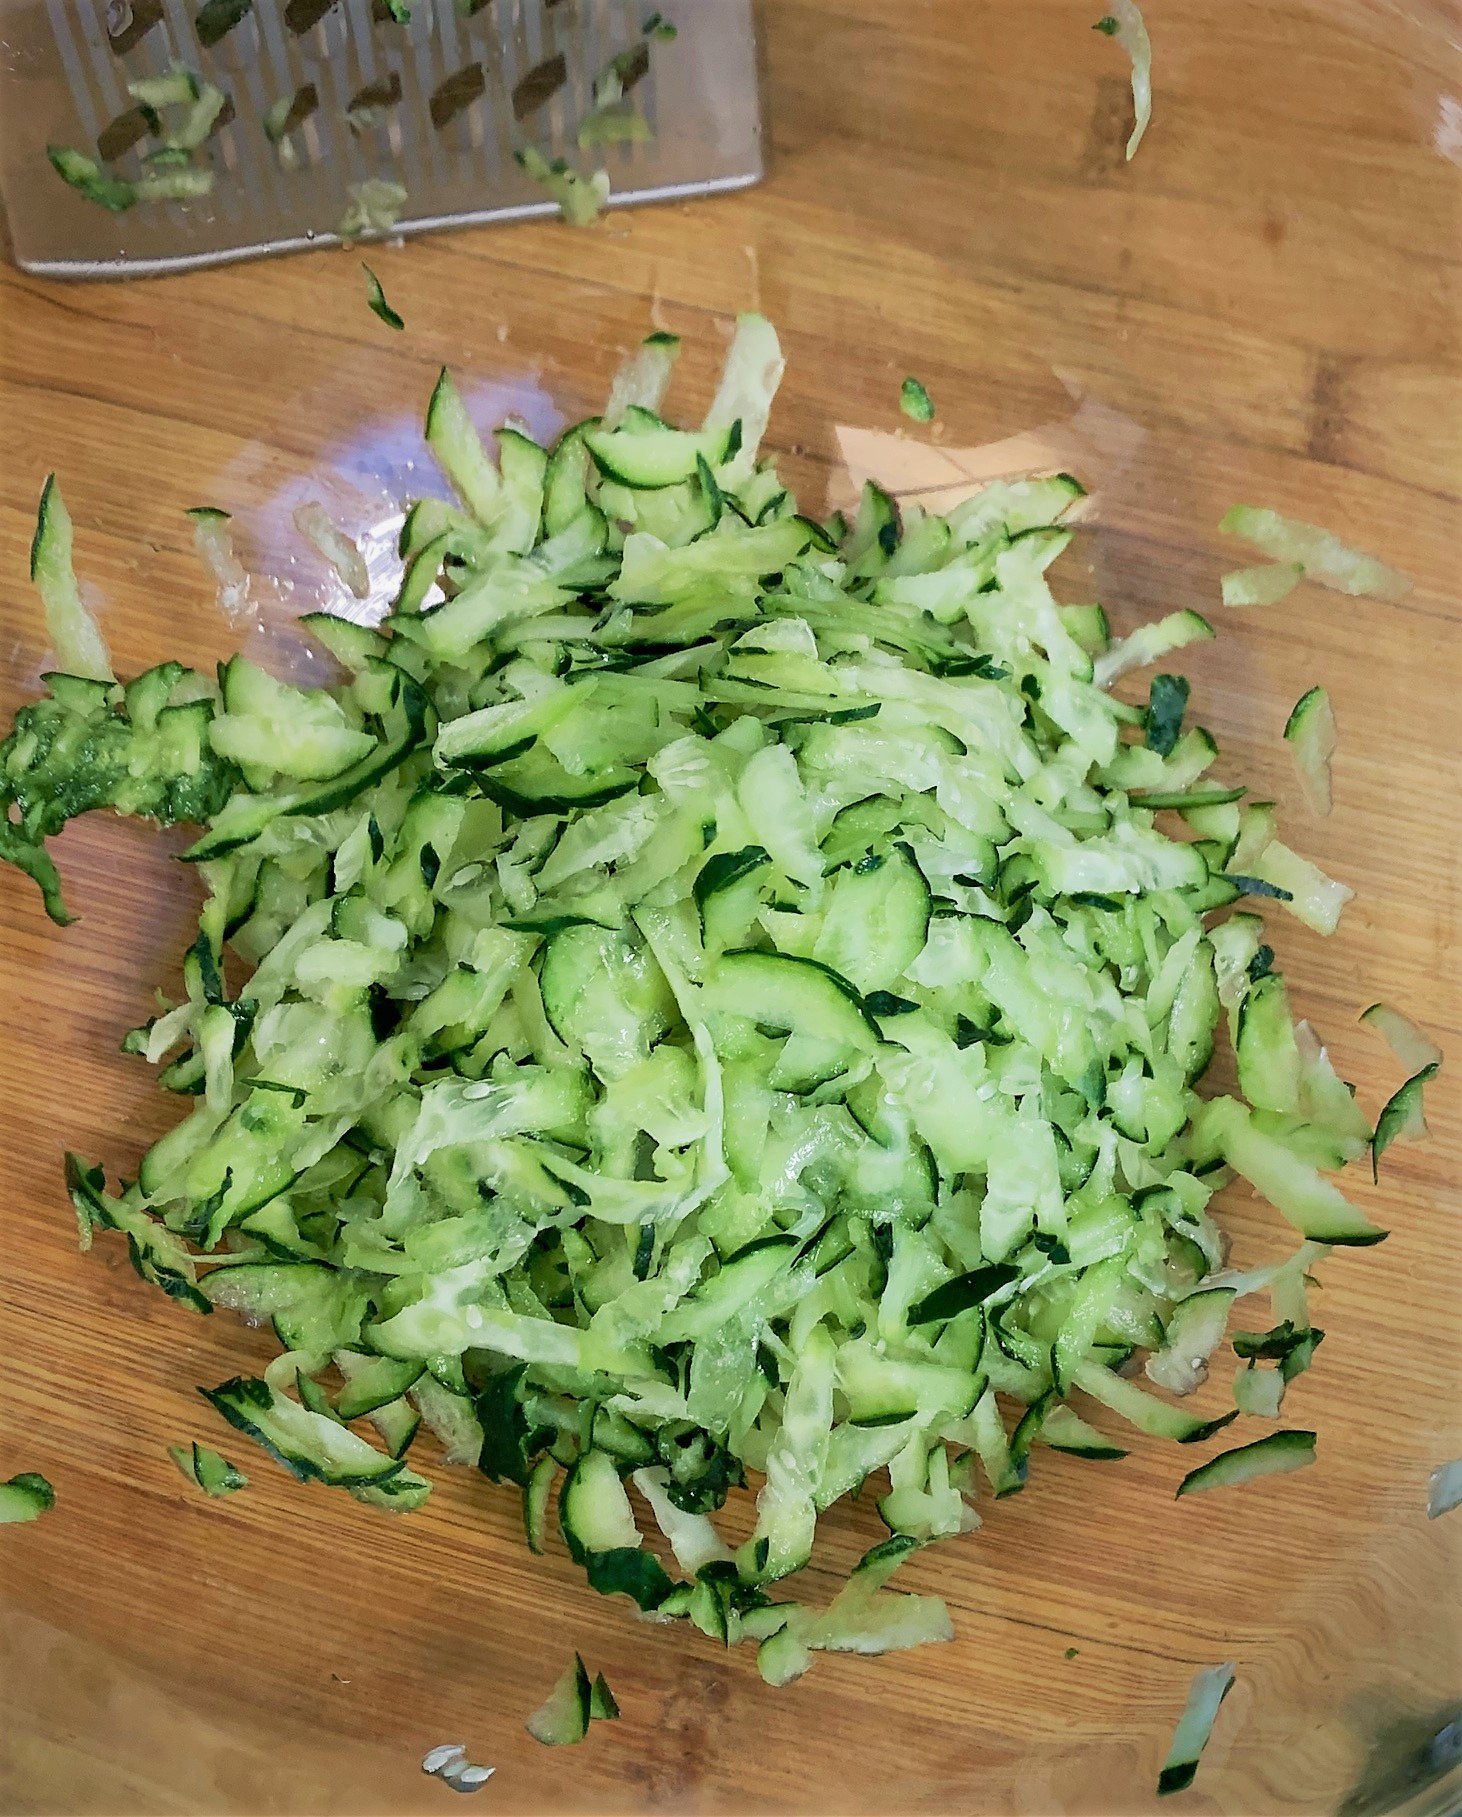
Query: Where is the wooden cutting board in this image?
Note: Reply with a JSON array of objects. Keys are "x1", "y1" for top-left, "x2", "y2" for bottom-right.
[{"x1": 1, "y1": 2, "x2": 1457, "y2": 1811}]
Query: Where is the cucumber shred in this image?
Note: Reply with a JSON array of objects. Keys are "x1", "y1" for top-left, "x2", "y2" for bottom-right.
[
  {"x1": 526, "y1": 1654, "x2": 593, "y2": 1746},
  {"x1": 0, "y1": 1472, "x2": 56, "y2": 1524},
  {"x1": 1372, "y1": 1063, "x2": 1438, "y2": 1180},
  {"x1": 526, "y1": 1654, "x2": 618, "y2": 1746},
  {"x1": 169, "y1": 1440, "x2": 248, "y2": 1496},
  {"x1": 899, "y1": 378, "x2": 936, "y2": 423},
  {"x1": 1158, "y1": 1662, "x2": 1235, "y2": 1795},
  {"x1": 1359, "y1": 1002, "x2": 1442, "y2": 1074},
  {"x1": 1096, "y1": 0, "x2": 1153, "y2": 160},
  {"x1": 1174, "y1": 1428, "x2": 1316, "y2": 1498},
  {"x1": 1221, "y1": 563, "x2": 1303, "y2": 608},
  {"x1": 1283, "y1": 686, "x2": 1336, "y2": 816},
  {"x1": 515, "y1": 147, "x2": 609, "y2": 227},
  {"x1": 1145, "y1": 1287, "x2": 1234, "y2": 1397},
  {"x1": 1220, "y1": 506, "x2": 1411, "y2": 603},
  {"x1": 0, "y1": 316, "x2": 1413, "y2": 1692},
  {"x1": 1428, "y1": 1460, "x2": 1462, "y2": 1520},
  {"x1": 603, "y1": 332, "x2": 681, "y2": 429},
  {"x1": 30, "y1": 475, "x2": 114, "y2": 683},
  {"x1": 362, "y1": 263, "x2": 405, "y2": 331}
]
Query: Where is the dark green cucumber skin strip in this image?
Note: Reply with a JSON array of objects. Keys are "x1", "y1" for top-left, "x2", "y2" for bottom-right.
[
  {"x1": 1159, "y1": 1763, "x2": 1201, "y2": 1797},
  {"x1": 1177, "y1": 1409, "x2": 1240, "y2": 1445},
  {"x1": 196, "y1": 0, "x2": 253, "y2": 48},
  {"x1": 1371, "y1": 1062, "x2": 1437, "y2": 1180},
  {"x1": 1174, "y1": 1430, "x2": 1316, "y2": 1497},
  {"x1": 584, "y1": 1547, "x2": 675, "y2": 1610},
  {"x1": 694, "y1": 845, "x2": 770, "y2": 909},
  {"x1": 363, "y1": 264, "x2": 405, "y2": 331},
  {"x1": 2, "y1": 1471, "x2": 56, "y2": 1513},
  {"x1": 1144, "y1": 674, "x2": 1189, "y2": 756},
  {"x1": 908, "y1": 1264, "x2": 1019, "y2": 1326},
  {"x1": 1231, "y1": 1321, "x2": 1320, "y2": 1363},
  {"x1": 1227, "y1": 875, "x2": 1293, "y2": 901}
]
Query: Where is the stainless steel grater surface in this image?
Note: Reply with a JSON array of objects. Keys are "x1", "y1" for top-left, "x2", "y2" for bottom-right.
[{"x1": 0, "y1": 0, "x2": 761, "y2": 278}]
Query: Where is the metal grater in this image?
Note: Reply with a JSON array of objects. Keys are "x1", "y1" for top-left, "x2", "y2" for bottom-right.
[{"x1": 0, "y1": 0, "x2": 761, "y2": 278}]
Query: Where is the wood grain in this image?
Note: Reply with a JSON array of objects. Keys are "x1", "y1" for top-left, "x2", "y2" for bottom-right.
[{"x1": 1, "y1": 2, "x2": 1459, "y2": 1812}]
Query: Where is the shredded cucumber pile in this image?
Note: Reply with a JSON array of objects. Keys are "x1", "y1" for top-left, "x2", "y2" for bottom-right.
[{"x1": 1, "y1": 317, "x2": 1433, "y2": 1698}]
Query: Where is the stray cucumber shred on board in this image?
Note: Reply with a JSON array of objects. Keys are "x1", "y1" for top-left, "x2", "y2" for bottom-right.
[
  {"x1": 900, "y1": 378, "x2": 936, "y2": 423},
  {"x1": 1220, "y1": 506, "x2": 1411, "y2": 604},
  {"x1": 169, "y1": 1440, "x2": 248, "y2": 1496},
  {"x1": 526, "y1": 1654, "x2": 620, "y2": 1747},
  {"x1": 1094, "y1": 1, "x2": 1153, "y2": 160},
  {"x1": 0, "y1": 318, "x2": 1434, "y2": 1713},
  {"x1": 1158, "y1": 1662, "x2": 1234, "y2": 1795},
  {"x1": 363, "y1": 263, "x2": 406, "y2": 332},
  {"x1": 0, "y1": 1472, "x2": 55, "y2": 1524}
]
